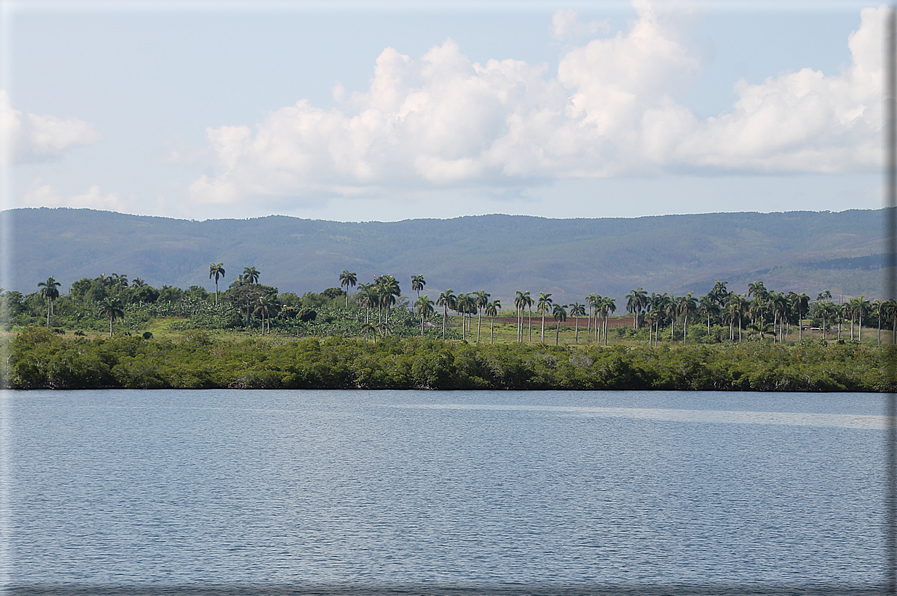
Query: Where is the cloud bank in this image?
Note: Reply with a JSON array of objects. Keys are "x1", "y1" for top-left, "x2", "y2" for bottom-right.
[
  {"x1": 0, "y1": 90, "x2": 102, "y2": 165},
  {"x1": 190, "y1": 3, "x2": 886, "y2": 205}
]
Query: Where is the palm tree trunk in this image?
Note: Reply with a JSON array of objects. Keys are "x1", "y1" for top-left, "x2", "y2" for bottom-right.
[
  {"x1": 528, "y1": 309, "x2": 532, "y2": 342},
  {"x1": 575, "y1": 317, "x2": 579, "y2": 343},
  {"x1": 477, "y1": 311, "x2": 482, "y2": 344},
  {"x1": 491, "y1": 317, "x2": 495, "y2": 344},
  {"x1": 556, "y1": 322, "x2": 560, "y2": 345},
  {"x1": 541, "y1": 315, "x2": 545, "y2": 343}
]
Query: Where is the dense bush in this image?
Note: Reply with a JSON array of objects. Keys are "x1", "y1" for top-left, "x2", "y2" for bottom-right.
[{"x1": 4, "y1": 329, "x2": 892, "y2": 392}]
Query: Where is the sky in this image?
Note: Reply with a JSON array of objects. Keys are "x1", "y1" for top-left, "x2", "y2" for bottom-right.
[{"x1": 0, "y1": 0, "x2": 888, "y2": 222}]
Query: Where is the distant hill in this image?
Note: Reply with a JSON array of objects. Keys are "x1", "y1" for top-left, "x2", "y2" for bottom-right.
[{"x1": 1, "y1": 207, "x2": 889, "y2": 302}]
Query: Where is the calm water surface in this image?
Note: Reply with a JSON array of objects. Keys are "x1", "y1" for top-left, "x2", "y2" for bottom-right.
[{"x1": 2, "y1": 390, "x2": 888, "y2": 592}]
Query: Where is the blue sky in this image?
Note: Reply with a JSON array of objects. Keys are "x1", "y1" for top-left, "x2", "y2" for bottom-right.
[{"x1": 0, "y1": 0, "x2": 885, "y2": 222}]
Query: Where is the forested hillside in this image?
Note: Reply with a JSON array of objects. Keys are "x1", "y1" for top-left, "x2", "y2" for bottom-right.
[{"x1": 3, "y1": 207, "x2": 887, "y2": 301}]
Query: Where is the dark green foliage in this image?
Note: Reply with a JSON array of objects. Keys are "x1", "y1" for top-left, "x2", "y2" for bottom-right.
[{"x1": 3, "y1": 330, "x2": 890, "y2": 392}]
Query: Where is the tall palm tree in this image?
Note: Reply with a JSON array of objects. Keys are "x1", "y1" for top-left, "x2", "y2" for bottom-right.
[
  {"x1": 485, "y1": 299, "x2": 500, "y2": 344},
  {"x1": 569, "y1": 301, "x2": 586, "y2": 343},
  {"x1": 885, "y1": 299, "x2": 897, "y2": 345},
  {"x1": 355, "y1": 283, "x2": 376, "y2": 325},
  {"x1": 474, "y1": 290, "x2": 490, "y2": 344},
  {"x1": 131, "y1": 277, "x2": 146, "y2": 289},
  {"x1": 411, "y1": 275, "x2": 426, "y2": 300},
  {"x1": 97, "y1": 297, "x2": 124, "y2": 337},
  {"x1": 537, "y1": 292, "x2": 553, "y2": 343},
  {"x1": 37, "y1": 276, "x2": 61, "y2": 328},
  {"x1": 858, "y1": 296, "x2": 870, "y2": 342},
  {"x1": 521, "y1": 291, "x2": 534, "y2": 342},
  {"x1": 415, "y1": 295, "x2": 435, "y2": 336},
  {"x1": 242, "y1": 266, "x2": 260, "y2": 284},
  {"x1": 626, "y1": 287, "x2": 648, "y2": 329},
  {"x1": 665, "y1": 295, "x2": 679, "y2": 342},
  {"x1": 768, "y1": 292, "x2": 788, "y2": 343},
  {"x1": 253, "y1": 295, "x2": 279, "y2": 334},
  {"x1": 816, "y1": 291, "x2": 833, "y2": 340},
  {"x1": 437, "y1": 289, "x2": 456, "y2": 340},
  {"x1": 790, "y1": 292, "x2": 810, "y2": 341},
  {"x1": 601, "y1": 297, "x2": 616, "y2": 346},
  {"x1": 552, "y1": 303, "x2": 567, "y2": 345},
  {"x1": 514, "y1": 291, "x2": 527, "y2": 343},
  {"x1": 678, "y1": 293, "x2": 697, "y2": 345},
  {"x1": 209, "y1": 263, "x2": 225, "y2": 305},
  {"x1": 652, "y1": 293, "x2": 670, "y2": 346},
  {"x1": 586, "y1": 293, "x2": 600, "y2": 341},
  {"x1": 339, "y1": 270, "x2": 357, "y2": 308},
  {"x1": 374, "y1": 275, "x2": 401, "y2": 329},
  {"x1": 698, "y1": 295, "x2": 718, "y2": 338}
]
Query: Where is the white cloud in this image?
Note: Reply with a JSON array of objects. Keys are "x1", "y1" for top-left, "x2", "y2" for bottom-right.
[
  {"x1": 24, "y1": 180, "x2": 127, "y2": 211},
  {"x1": 190, "y1": 2, "x2": 886, "y2": 206},
  {"x1": 551, "y1": 10, "x2": 610, "y2": 42},
  {"x1": 0, "y1": 91, "x2": 102, "y2": 164}
]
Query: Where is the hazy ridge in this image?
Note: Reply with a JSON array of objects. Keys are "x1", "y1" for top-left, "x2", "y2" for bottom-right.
[{"x1": 3, "y1": 207, "x2": 886, "y2": 301}]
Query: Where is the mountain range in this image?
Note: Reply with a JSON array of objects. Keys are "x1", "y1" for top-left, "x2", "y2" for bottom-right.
[{"x1": 2, "y1": 207, "x2": 888, "y2": 303}]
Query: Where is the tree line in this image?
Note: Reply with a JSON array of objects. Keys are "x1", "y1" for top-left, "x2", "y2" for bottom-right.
[{"x1": 2, "y1": 266, "x2": 892, "y2": 346}]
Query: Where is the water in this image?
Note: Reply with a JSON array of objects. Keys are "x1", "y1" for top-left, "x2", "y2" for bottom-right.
[{"x1": 2, "y1": 390, "x2": 889, "y2": 594}]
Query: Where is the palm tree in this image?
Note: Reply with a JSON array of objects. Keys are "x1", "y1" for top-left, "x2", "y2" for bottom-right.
[
  {"x1": 355, "y1": 282, "x2": 376, "y2": 325},
  {"x1": 339, "y1": 270, "x2": 357, "y2": 308},
  {"x1": 569, "y1": 302, "x2": 586, "y2": 343},
  {"x1": 456, "y1": 293, "x2": 477, "y2": 341},
  {"x1": 437, "y1": 289, "x2": 456, "y2": 340},
  {"x1": 374, "y1": 275, "x2": 401, "y2": 330},
  {"x1": 474, "y1": 290, "x2": 490, "y2": 344},
  {"x1": 769, "y1": 292, "x2": 788, "y2": 343},
  {"x1": 242, "y1": 266, "x2": 260, "y2": 284},
  {"x1": 415, "y1": 295, "x2": 435, "y2": 336},
  {"x1": 678, "y1": 293, "x2": 697, "y2": 345},
  {"x1": 524, "y1": 292, "x2": 534, "y2": 341},
  {"x1": 37, "y1": 276, "x2": 61, "y2": 328},
  {"x1": 790, "y1": 292, "x2": 810, "y2": 341},
  {"x1": 209, "y1": 263, "x2": 225, "y2": 305},
  {"x1": 698, "y1": 295, "x2": 718, "y2": 338},
  {"x1": 97, "y1": 297, "x2": 124, "y2": 337},
  {"x1": 411, "y1": 275, "x2": 426, "y2": 300},
  {"x1": 485, "y1": 299, "x2": 500, "y2": 344},
  {"x1": 857, "y1": 296, "x2": 870, "y2": 342},
  {"x1": 586, "y1": 293, "x2": 600, "y2": 341},
  {"x1": 651, "y1": 293, "x2": 670, "y2": 346},
  {"x1": 600, "y1": 297, "x2": 616, "y2": 346},
  {"x1": 253, "y1": 295, "x2": 280, "y2": 334},
  {"x1": 626, "y1": 287, "x2": 648, "y2": 329},
  {"x1": 885, "y1": 299, "x2": 897, "y2": 345},
  {"x1": 874, "y1": 299, "x2": 884, "y2": 347},
  {"x1": 514, "y1": 291, "x2": 527, "y2": 343},
  {"x1": 131, "y1": 277, "x2": 146, "y2": 289},
  {"x1": 816, "y1": 291, "x2": 833, "y2": 340},
  {"x1": 552, "y1": 303, "x2": 567, "y2": 345},
  {"x1": 537, "y1": 292, "x2": 553, "y2": 343}
]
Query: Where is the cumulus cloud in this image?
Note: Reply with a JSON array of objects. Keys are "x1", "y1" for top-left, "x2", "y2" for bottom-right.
[
  {"x1": 190, "y1": 2, "x2": 886, "y2": 205},
  {"x1": 0, "y1": 91, "x2": 102, "y2": 165},
  {"x1": 24, "y1": 180, "x2": 127, "y2": 211},
  {"x1": 551, "y1": 10, "x2": 610, "y2": 42}
]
